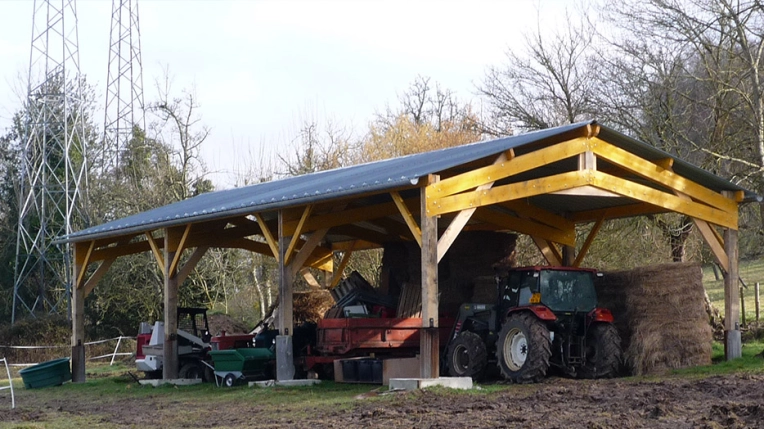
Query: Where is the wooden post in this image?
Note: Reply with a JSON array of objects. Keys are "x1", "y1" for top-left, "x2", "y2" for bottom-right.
[
  {"x1": 276, "y1": 210, "x2": 296, "y2": 380},
  {"x1": 163, "y1": 228, "x2": 180, "y2": 379},
  {"x1": 756, "y1": 282, "x2": 760, "y2": 321},
  {"x1": 71, "y1": 242, "x2": 86, "y2": 383},
  {"x1": 740, "y1": 286, "x2": 746, "y2": 327},
  {"x1": 562, "y1": 245, "x2": 575, "y2": 267},
  {"x1": 722, "y1": 214, "x2": 741, "y2": 360},
  {"x1": 420, "y1": 175, "x2": 439, "y2": 379}
]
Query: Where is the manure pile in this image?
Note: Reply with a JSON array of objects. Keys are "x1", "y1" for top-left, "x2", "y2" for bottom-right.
[{"x1": 596, "y1": 262, "x2": 712, "y2": 375}]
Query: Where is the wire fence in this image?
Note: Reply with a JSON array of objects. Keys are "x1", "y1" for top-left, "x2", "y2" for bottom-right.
[{"x1": 0, "y1": 336, "x2": 136, "y2": 367}]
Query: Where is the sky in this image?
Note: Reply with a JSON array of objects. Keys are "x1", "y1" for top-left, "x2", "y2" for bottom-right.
[{"x1": 0, "y1": 0, "x2": 569, "y2": 188}]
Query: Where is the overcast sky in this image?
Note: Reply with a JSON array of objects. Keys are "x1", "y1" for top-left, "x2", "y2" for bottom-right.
[{"x1": 0, "y1": 0, "x2": 568, "y2": 188}]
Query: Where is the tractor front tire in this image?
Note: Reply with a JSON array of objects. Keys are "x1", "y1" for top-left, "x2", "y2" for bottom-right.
[
  {"x1": 579, "y1": 323, "x2": 622, "y2": 379},
  {"x1": 446, "y1": 331, "x2": 487, "y2": 379},
  {"x1": 496, "y1": 312, "x2": 552, "y2": 383}
]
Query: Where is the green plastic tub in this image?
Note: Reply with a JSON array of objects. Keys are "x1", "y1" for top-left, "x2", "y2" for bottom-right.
[
  {"x1": 208, "y1": 348, "x2": 273, "y2": 373},
  {"x1": 19, "y1": 357, "x2": 72, "y2": 389}
]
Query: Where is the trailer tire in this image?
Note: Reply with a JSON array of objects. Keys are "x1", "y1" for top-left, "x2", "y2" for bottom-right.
[
  {"x1": 223, "y1": 373, "x2": 237, "y2": 387},
  {"x1": 446, "y1": 331, "x2": 487, "y2": 379},
  {"x1": 496, "y1": 312, "x2": 551, "y2": 383},
  {"x1": 579, "y1": 323, "x2": 622, "y2": 379}
]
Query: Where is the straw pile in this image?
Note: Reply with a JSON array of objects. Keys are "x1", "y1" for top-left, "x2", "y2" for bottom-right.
[
  {"x1": 293, "y1": 290, "x2": 334, "y2": 324},
  {"x1": 596, "y1": 262, "x2": 712, "y2": 375}
]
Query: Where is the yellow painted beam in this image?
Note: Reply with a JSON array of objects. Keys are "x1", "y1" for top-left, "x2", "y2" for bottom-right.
[
  {"x1": 590, "y1": 171, "x2": 737, "y2": 230},
  {"x1": 390, "y1": 191, "x2": 422, "y2": 247},
  {"x1": 532, "y1": 237, "x2": 562, "y2": 266},
  {"x1": 175, "y1": 246, "x2": 210, "y2": 285},
  {"x1": 473, "y1": 207, "x2": 576, "y2": 246},
  {"x1": 83, "y1": 259, "x2": 116, "y2": 296},
  {"x1": 254, "y1": 213, "x2": 279, "y2": 259},
  {"x1": 569, "y1": 203, "x2": 667, "y2": 223},
  {"x1": 76, "y1": 241, "x2": 95, "y2": 289},
  {"x1": 283, "y1": 198, "x2": 419, "y2": 236},
  {"x1": 331, "y1": 240, "x2": 381, "y2": 251},
  {"x1": 285, "y1": 205, "x2": 313, "y2": 265},
  {"x1": 168, "y1": 224, "x2": 192, "y2": 276},
  {"x1": 145, "y1": 232, "x2": 164, "y2": 269},
  {"x1": 573, "y1": 215, "x2": 605, "y2": 267},
  {"x1": 429, "y1": 170, "x2": 592, "y2": 217},
  {"x1": 590, "y1": 137, "x2": 737, "y2": 213},
  {"x1": 330, "y1": 246, "x2": 355, "y2": 289},
  {"x1": 427, "y1": 137, "x2": 590, "y2": 201}
]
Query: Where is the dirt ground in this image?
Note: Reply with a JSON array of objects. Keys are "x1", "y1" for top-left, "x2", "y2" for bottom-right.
[{"x1": 2, "y1": 372, "x2": 764, "y2": 428}]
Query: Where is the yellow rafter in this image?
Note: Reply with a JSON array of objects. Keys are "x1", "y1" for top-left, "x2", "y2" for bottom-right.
[
  {"x1": 532, "y1": 237, "x2": 562, "y2": 266},
  {"x1": 473, "y1": 207, "x2": 576, "y2": 246},
  {"x1": 330, "y1": 243, "x2": 356, "y2": 289},
  {"x1": 76, "y1": 241, "x2": 95, "y2": 289},
  {"x1": 590, "y1": 137, "x2": 737, "y2": 213},
  {"x1": 502, "y1": 200, "x2": 574, "y2": 232},
  {"x1": 284, "y1": 205, "x2": 313, "y2": 265},
  {"x1": 429, "y1": 170, "x2": 591, "y2": 217},
  {"x1": 168, "y1": 224, "x2": 192, "y2": 276},
  {"x1": 427, "y1": 137, "x2": 589, "y2": 201},
  {"x1": 590, "y1": 171, "x2": 737, "y2": 229},
  {"x1": 390, "y1": 191, "x2": 422, "y2": 247},
  {"x1": 573, "y1": 214, "x2": 605, "y2": 267},
  {"x1": 254, "y1": 213, "x2": 279, "y2": 260},
  {"x1": 569, "y1": 202, "x2": 667, "y2": 223}
]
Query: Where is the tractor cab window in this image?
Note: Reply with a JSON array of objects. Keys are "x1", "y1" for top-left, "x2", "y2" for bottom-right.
[
  {"x1": 502, "y1": 270, "x2": 538, "y2": 307},
  {"x1": 539, "y1": 270, "x2": 597, "y2": 312}
]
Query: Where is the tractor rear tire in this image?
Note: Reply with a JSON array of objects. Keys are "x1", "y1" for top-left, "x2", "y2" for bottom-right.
[
  {"x1": 496, "y1": 312, "x2": 552, "y2": 383},
  {"x1": 446, "y1": 331, "x2": 487, "y2": 379},
  {"x1": 179, "y1": 362, "x2": 204, "y2": 380},
  {"x1": 579, "y1": 323, "x2": 622, "y2": 379}
]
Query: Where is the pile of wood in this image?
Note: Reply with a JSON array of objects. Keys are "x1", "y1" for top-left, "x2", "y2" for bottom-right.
[
  {"x1": 596, "y1": 262, "x2": 712, "y2": 375},
  {"x1": 397, "y1": 282, "x2": 422, "y2": 318},
  {"x1": 293, "y1": 290, "x2": 334, "y2": 324}
]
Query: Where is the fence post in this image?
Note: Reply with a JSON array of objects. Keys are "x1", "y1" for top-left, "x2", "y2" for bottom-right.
[
  {"x1": 110, "y1": 337, "x2": 123, "y2": 366},
  {"x1": 756, "y1": 282, "x2": 761, "y2": 321},
  {"x1": 740, "y1": 286, "x2": 746, "y2": 327}
]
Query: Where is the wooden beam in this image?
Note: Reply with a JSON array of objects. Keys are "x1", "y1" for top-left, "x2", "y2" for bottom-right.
[
  {"x1": 420, "y1": 175, "x2": 440, "y2": 379},
  {"x1": 590, "y1": 171, "x2": 737, "y2": 229},
  {"x1": 391, "y1": 191, "x2": 422, "y2": 247},
  {"x1": 675, "y1": 191, "x2": 729, "y2": 272},
  {"x1": 569, "y1": 202, "x2": 667, "y2": 223},
  {"x1": 437, "y1": 151, "x2": 509, "y2": 262},
  {"x1": 168, "y1": 224, "x2": 192, "y2": 277},
  {"x1": 145, "y1": 232, "x2": 164, "y2": 269},
  {"x1": 75, "y1": 241, "x2": 95, "y2": 288},
  {"x1": 330, "y1": 245, "x2": 355, "y2": 289},
  {"x1": 723, "y1": 205, "x2": 741, "y2": 359},
  {"x1": 71, "y1": 242, "x2": 86, "y2": 383},
  {"x1": 331, "y1": 240, "x2": 380, "y2": 251},
  {"x1": 472, "y1": 207, "x2": 576, "y2": 246},
  {"x1": 502, "y1": 200, "x2": 575, "y2": 232},
  {"x1": 573, "y1": 215, "x2": 605, "y2": 267},
  {"x1": 278, "y1": 210, "x2": 295, "y2": 338},
  {"x1": 590, "y1": 137, "x2": 737, "y2": 213},
  {"x1": 282, "y1": 198, "x2": 418, "y2": 236},
  {"x1": 430, "y1": 170, "x2": 592, "y2": 217},
  {"x1": 532, "y1": 237, "x2": 562, "y2": 266},
  {"x1": 175, "y1": 246, "x2": 210, "y2": 285},
  {"x1": 290, "y1": 227, "x2": 329, "y2": 278},
  {"x1": 284, "y1": 205, "x2": 313, "y2": 265},
  {"x1": 427, "y1": 137, "x2": 590, "y2": 201},
  {"x1": 254, "y1": 213, "x2": 279, "y2": 259},
  {"x1": 301, "y1": 268, "x2": 321, "y2": 289},
  {"x1": 82, "y1": 259, "x2": 116, "y2": 296},
  {"x1": 163, "y1": 227, "x2": 181, "y2": 380}
]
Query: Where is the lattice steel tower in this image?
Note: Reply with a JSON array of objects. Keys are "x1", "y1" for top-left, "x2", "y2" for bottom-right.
[
  {"x1": 13, "y1": 0, "x2": 88, "y2": 323},
  {"x1": 103, "y1": 0, "x2": 145, "y2": 172}
]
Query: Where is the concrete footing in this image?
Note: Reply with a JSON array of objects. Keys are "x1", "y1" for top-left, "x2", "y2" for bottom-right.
[
  {"x1": 250, "y1": 379, "x2": 322, "y2": 388},
  {"x1": 388, "y1": 377, "x2": 472, "y2": 391},
  {"x1": 138, "y1": 378, "x2": 203, "y2": 387},
  {"x1": 725, "y1": 329, "x2": 742, "y2": 360}
]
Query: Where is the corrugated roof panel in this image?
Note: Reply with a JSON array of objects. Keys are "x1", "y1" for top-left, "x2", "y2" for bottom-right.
[{"x1": 63, "y1": 121, "x2": 756, "y2": 243}]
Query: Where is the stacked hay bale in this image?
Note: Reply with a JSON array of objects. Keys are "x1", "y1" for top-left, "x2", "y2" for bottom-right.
[
  {"x1": 595, "y1": 262, "x2": 712, "y2": 375},
  {"x1": 293, "y1": 290, "x2": 334, "y2": 324}
]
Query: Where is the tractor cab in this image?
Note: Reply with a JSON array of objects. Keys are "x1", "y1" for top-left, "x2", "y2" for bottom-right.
[{"x1": 498, "y1": 267, "x2": 599, "y2": 315}]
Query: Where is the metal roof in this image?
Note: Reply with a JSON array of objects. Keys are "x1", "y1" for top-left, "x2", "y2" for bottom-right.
[{"x1": 64, "y1": 120, "x2": 756, "y2": 243}]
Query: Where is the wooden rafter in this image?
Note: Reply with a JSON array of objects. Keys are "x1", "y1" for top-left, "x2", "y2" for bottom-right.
[
  {"x1": 332, "y1": 239, "x2": 380, "y2": 251},
  {"x1": 437, "y1": 151, "x2": 510, "y2": 263},
  {"x1": 572, "y1": 214, "x2": 605, "y2": 267},
  {"x1": 330, "y1": 243, "x2": 356, "y2": 289},
  {"x1": 83, "y1": 259, "x2": 116, "y2": 296},
  {"x1": 284, "y1": 205, "x2": 313, "y2": 265},
  {"x1": 300, "y1": 268, "x2": 321, "y2": 289},
  {"x1": 290, "y1": 227, "x2": 328, "y2": 277},
  {"x1": 570, "y1": 202, "x2": 666, "y2": 223},
  {"x1": 145, "y1": 232, "x2": 164, "y2": 268},
  {"x1": 168, "y1": 224, "x2": 192, "y2": 276},
  {"x1": 427, "y1": 137, "x2": 589, "y2": 202},
  {"x1": 254, "y1": 213, "x2": 279, "y2": 259},
  {"x1": 76, "y1": 241, "x2": 95, "y2": 288},
  {"x1": 532, "y1": 237, "x2": 562, "y2": 266},
  {"x1": 502, "y1": 200, "x2": 574, "y2": 232},
  {"x1": 472, "y1": 207, "x2": 575, "y2": 246},
  {"x1": 391, "y1": 191, "x2": 422, "y2": 247},
  {"x1": 175, "y1": 246, "x2": 210, "y2": 285},
  {"x1": 282, "y1": 197, "x2": 418, "y2": 236}
]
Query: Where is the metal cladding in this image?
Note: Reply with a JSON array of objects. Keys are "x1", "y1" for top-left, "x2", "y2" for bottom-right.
[{"x1": 62, "y1": 120, "x2": 757, "y2": 244}]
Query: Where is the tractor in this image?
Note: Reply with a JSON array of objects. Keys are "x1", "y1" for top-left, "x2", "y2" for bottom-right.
[{"x1": 444, "y1": 266, "x2": 621, "y2": 383}]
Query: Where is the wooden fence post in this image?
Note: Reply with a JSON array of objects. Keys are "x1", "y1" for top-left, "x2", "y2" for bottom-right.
[
  {"x1": 740, "y1": 286, "x2": 746, "y2": 327},
  {"x1": 756, "y1": 282, "x2": 760, "y2": 321}
]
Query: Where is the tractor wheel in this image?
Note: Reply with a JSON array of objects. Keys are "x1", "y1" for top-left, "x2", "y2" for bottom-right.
[
  {"x1": 579, "y1": 323, "x2": 622, "y2": 379},
  {"x1": 496, "y1": 312, "x2": 552, "y2": 383},
  {"x1": 178, "y1": 362, "x2": 203, "y2": 380},
  {"x1": 223, "y1": 373, "x2": 237, "y2": 387},
  {"x1": 446, "y1": 331, "x2": 487, "y2": 379}
]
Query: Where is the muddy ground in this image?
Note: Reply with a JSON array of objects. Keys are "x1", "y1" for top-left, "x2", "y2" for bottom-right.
[{"x1": 2, "y1": 373, "x2": 764, "y2": 428}]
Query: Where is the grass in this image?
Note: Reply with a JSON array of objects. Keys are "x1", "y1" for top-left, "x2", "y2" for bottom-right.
[
  {"x1": 702, "y1": 259, "x2": 764, "y2": 322},
  {"x1": 670, "y1": 340, "x2": 764, "y2": 377}
]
